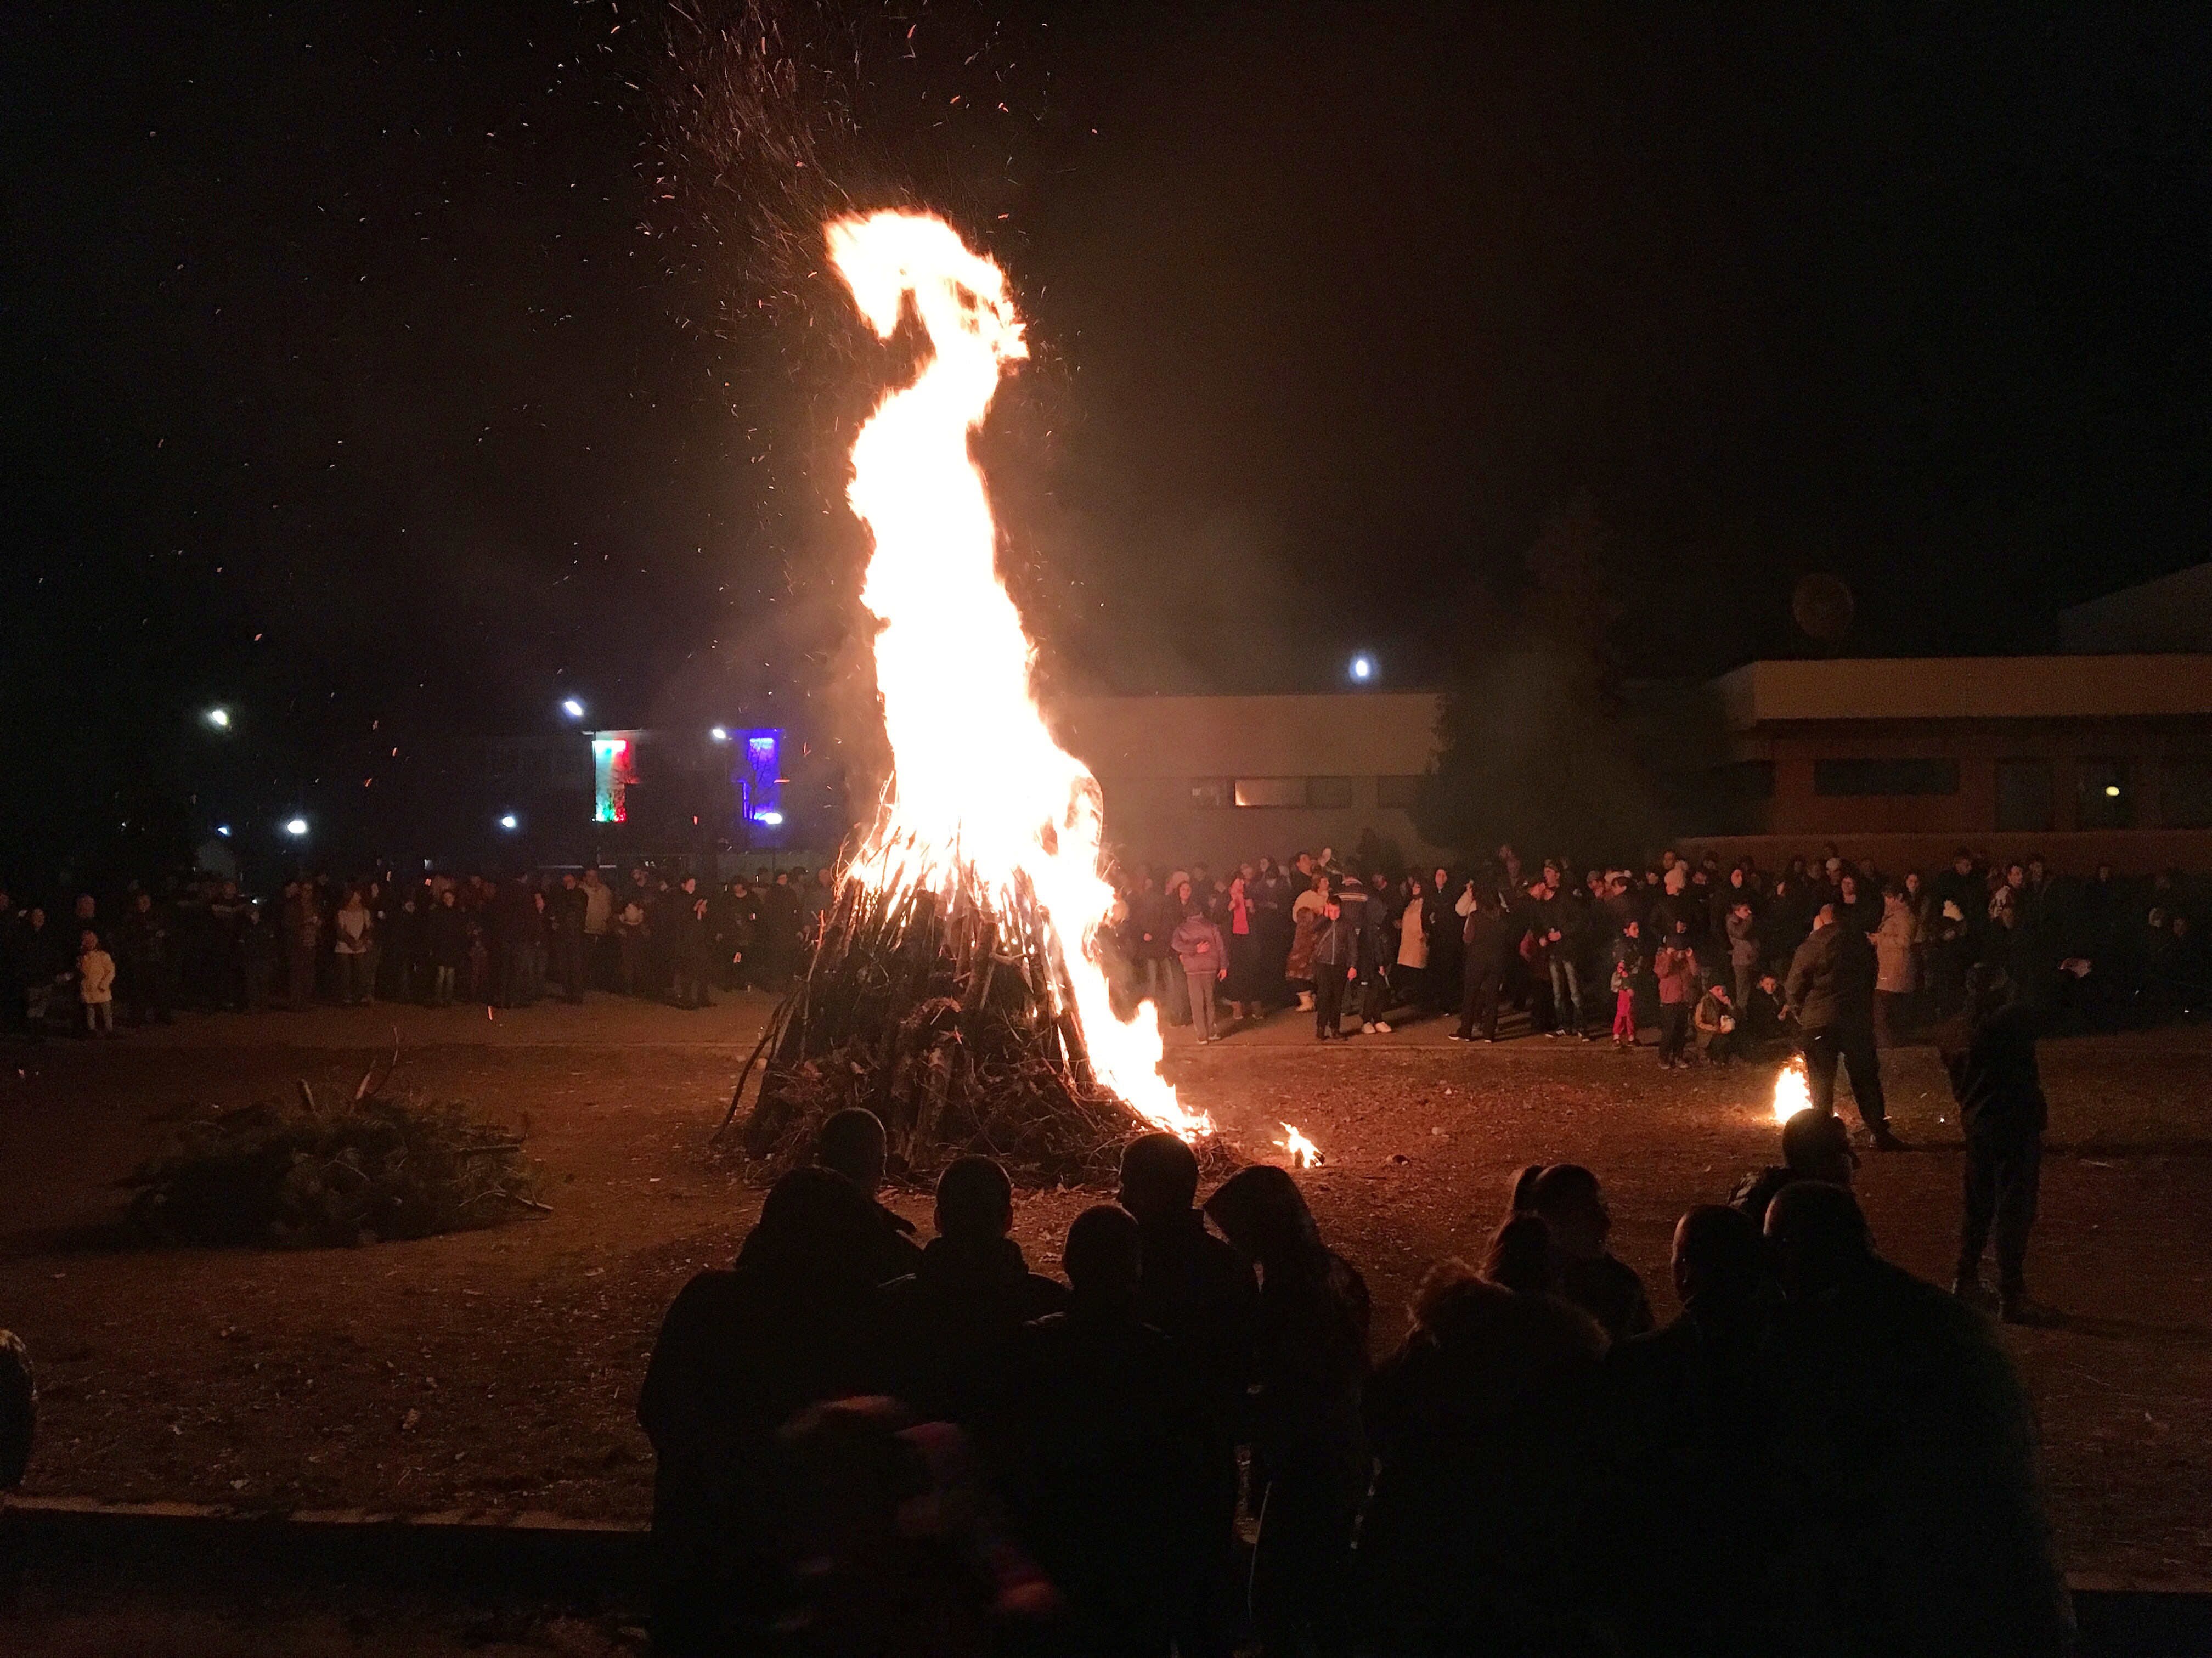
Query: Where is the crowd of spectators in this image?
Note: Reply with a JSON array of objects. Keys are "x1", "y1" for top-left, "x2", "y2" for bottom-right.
[
  {"x1": 636, "y1": 1109, "x2": 2076, "y2": 1657},
  {"x1": 1103, "y1": 841, "x2": 2209, "y2": 1049},
  {"x1": 0, "y1": 864, "x2": 838, "y2": 1035},
  {"x1": 2, "y1": 842, "x2": 2202, "y2": 1048}
]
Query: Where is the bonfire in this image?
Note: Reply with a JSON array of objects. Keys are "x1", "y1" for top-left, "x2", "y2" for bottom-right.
[{"x1": 731, "y1": 211, "x2": 1282, "y2": 1186}]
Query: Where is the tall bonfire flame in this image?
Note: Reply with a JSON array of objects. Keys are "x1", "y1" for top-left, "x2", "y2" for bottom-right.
[{"x1": 825, "y1": 209, "x2": 1207, "y2": 1143}]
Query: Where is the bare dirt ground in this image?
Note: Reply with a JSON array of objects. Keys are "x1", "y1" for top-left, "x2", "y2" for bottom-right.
[{"x1": 2, "y1": 993, "x2": 2208, "y2": 1589}]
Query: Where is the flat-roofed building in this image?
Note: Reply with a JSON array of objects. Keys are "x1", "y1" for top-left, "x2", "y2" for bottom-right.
[
  {"x1": 2058, "y1": 561, "x2": 2212, "y2": 654},
  {"x1": 1687, "y1": 655, "x2": 2212, "y2": 872},
  {"x1": 1046, "y1": 692, "x2": 1447, "y2": 872}
]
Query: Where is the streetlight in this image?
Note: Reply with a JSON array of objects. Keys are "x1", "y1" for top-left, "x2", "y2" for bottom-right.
[
  {"x1": 284, "y1": 817, "x2": 309, "y2": 838},
  {"x1": 1348, "y1": 652, "x2": 1375, "y2": 683},
  {"x1": 215, "y1": 824, "x2": 233, "y2": 838},
  {"x1": 709, "y1": 726, "x2": 730, "y2": 743},
  {"x1": 498, "y1": 812, "x2": 520, "y2": 831},
  {"x1": 560, "y1": 697, "x2": 586, "y2": 720},
  {"x1": 204, "y1": 706, "x2": 232, "y2": 730}
]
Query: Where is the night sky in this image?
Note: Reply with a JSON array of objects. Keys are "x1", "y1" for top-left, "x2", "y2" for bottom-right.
[{"x1": 7, "y1": 3, "x2": 2211, "y2": 866}]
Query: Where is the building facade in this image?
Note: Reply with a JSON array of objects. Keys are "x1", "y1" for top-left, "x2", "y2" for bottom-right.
[
  {"x1": 1685, "y1": 655, "x2": 2212, "y2": 872},
  {"x1": 1046, "y1": 692, "x2": 1447, "y2": 873}
]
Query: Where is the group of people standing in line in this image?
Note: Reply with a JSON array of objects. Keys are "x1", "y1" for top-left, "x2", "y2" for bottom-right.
[
  {"x1": 640, "y1": 1104, "x2": 2075, "y2": 1657},
  {"x1": 0, "y1": 864, "x2": 838, "y2": 1034}
]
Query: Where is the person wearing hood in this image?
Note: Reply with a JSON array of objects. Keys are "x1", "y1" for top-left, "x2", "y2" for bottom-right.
[
  {"x1": 637, "y1": 1166, "x2": 889, "y2": 1657},
  {"x1": 875, "y1": 1157, "x2": 1068, "y2": 1428}
]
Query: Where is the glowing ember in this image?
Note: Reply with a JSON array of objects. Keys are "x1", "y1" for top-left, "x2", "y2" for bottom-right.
[
  {"x1": 1771, "y1": 1054, "x2": 1813, "y2": 1124},
  {"x1": 826, "y1": 210, "x2": 1207, "y2": 1141},
  {"x1": 1277, "y1": 1123, "x2": 1324, "y2": 1169}
]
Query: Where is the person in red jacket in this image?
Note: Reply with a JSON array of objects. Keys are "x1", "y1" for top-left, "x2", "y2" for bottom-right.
[{"x1": 1653, "y1": 918, "x2": 1700, "y2": 1069}]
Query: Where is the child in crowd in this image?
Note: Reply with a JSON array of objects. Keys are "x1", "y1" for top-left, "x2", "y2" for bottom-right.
[{"x1": 76, "y1": 929, "x2": 115, "y2": 1036}]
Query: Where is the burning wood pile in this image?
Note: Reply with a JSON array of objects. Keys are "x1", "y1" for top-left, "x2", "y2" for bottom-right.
[
  {"x1": 722, "y1": 209, "x2": 1260, "y2": 1186},
  {"x1": 736, "y1": 861, "x2": 1223, "y2": 1186}
]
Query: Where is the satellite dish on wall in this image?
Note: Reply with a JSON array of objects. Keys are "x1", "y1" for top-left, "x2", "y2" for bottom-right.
[{"x1": 1792, "y1": 572, "x2": 1856, "y2": 645}]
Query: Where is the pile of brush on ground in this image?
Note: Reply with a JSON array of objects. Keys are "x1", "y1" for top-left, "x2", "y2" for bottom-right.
[
  {"x1": 729, "y1": 865, "x2": 1234, "y2": 1188},
  {"x1": 126, "y1": 1086, "x2": 546, "y2": 1248}
]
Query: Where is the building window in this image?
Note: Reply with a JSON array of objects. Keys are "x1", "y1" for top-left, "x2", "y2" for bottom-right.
[
  {"x1": 1995, "y1": 759, "x2": 2053, "y2": 832},
  {"x1": 1234, "y1": 776, "x2": 1307, "y2": 809},
  {"x1": 1812, "y1": 758, "x2": 1960, "y2": 797},
  {"x1": 1376, "y1": 775, "x2": 1425, "y2": 810},
  {"x1": 2162, "y1": 757, "x2": 2212, "y2": 830},
  {"x1": 1186, "y1": 779, "x2": 1229, "y2": 809},
  {"x1": 2076, "y1": 758, "x2": 2135, "y2": 830},
  {"x1": 1307, "y1": 776, "x2": 1357, "y2": 809}
]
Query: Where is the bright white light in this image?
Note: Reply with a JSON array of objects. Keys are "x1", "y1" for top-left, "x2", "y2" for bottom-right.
[
  {"x1": 1350, "y1": 653, "x2": 1374, "y2": 682},
  {"x1": 498, "y1": 813, "x2": 520, "y2": 831},
  {"x1": 709, "y1": 726, "x2": 729, "y2": 742},
  {"x1": 755, "y1": 811, "x2": 783, "y2": 826},
  {"x1": 204, "y1": 707, "x2": 232, "y2": 730},
  {"x1": 284, "y1": 818, "x2": 309, "y2": 838},
  {"x1": 560, "y1": 697, "x2": 585, "y2": 720},
  {"x1": 215, "y1": 824, "x2": 233, "y2": 838}
]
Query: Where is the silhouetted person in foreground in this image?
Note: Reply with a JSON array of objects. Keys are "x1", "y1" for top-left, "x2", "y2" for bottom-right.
[
  {"x1": 1606, "y1": 1205, "x2": 1779, "y2": 1656},
  {"x1": 1205, "y1": 1165, "x2": 1370, "y2": 1658},
  {"x1": 778, "y1": 1396, "x2": 1057, "y2": 1658},
  {"x1": 876, "y1": 1156, "x2": 1066, "y2": 1426},
  {"x1": 1937, "y1": 958, "x2": 2091, "y2": 1324},
  {"x1": 637, "y1": 1168, "x2": 888, "y2": 1658},
  {"x1": 1761, "y1": 1183, "x2": 2074, "y2": 1658},
  {"x1": 1119, "y1": 1133, "x2": 1259, "y2": 1658},
  {"x1": 1478, "y1": 1212, "x2": 1558, "y2": 1298},
  {"x1": 1730, "y1": 1106, "x2": 1858, "y2": 1226},
  {"x1": 1361, "y1": 1255, "x2": 1611, "y2": 1654},
  {"x1": 813, "y1": 1107, "x2": 924, "y2": 1285},
  {"x1": 1513, "y1": 1163, "x2": 1655, "y2": 1343},
  {"x1": 1003, "y1": 1205, "x2": 1200, "y2": 1657}
]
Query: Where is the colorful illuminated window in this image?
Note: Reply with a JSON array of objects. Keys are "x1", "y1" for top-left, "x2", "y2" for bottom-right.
[
  {"x1": 737, "y1": 729, "x2": 783, "y2": 828},
  {"x1": 591, "y1": 735, "x2": 638, "y2": 824}
]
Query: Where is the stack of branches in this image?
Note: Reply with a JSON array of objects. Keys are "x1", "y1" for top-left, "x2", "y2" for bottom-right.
[
  {"x1": 126, "y1": 1072, "x2": 546, "y2": 1249},
  {"x1": 730, "y1": 854, "x2": 1218, "y2": 1187}
]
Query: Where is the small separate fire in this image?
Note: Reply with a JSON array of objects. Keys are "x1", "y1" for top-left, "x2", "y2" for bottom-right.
[
  {"x1": 1771, "y1": 1054, "x2": 1813, "y2": 1124},
  {"x1": 1277, "y1": 1123, "x2": 1324, "y2": 1169}
]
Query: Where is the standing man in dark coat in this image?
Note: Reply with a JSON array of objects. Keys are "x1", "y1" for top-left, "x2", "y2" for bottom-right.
[
  {"x1": 1938, "y1": 957, "x2": 2090, "y2": 1323},
  {"x1": 1450, "y1": 883, "x2": 1510, "y2": 1042},
  {"x1": 114, "y1": 890, "x2": 175, "y2": 1026},
  {"x1": 1785, "y1": 903, "x2": 1905, "y2": 1149},
  {"x1": 548, "y1": 872, "x2": 588, "y2": 1003},
  {"x1": 1120, "y1": 1135, "x2": 1259, "y2": 1658}
]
